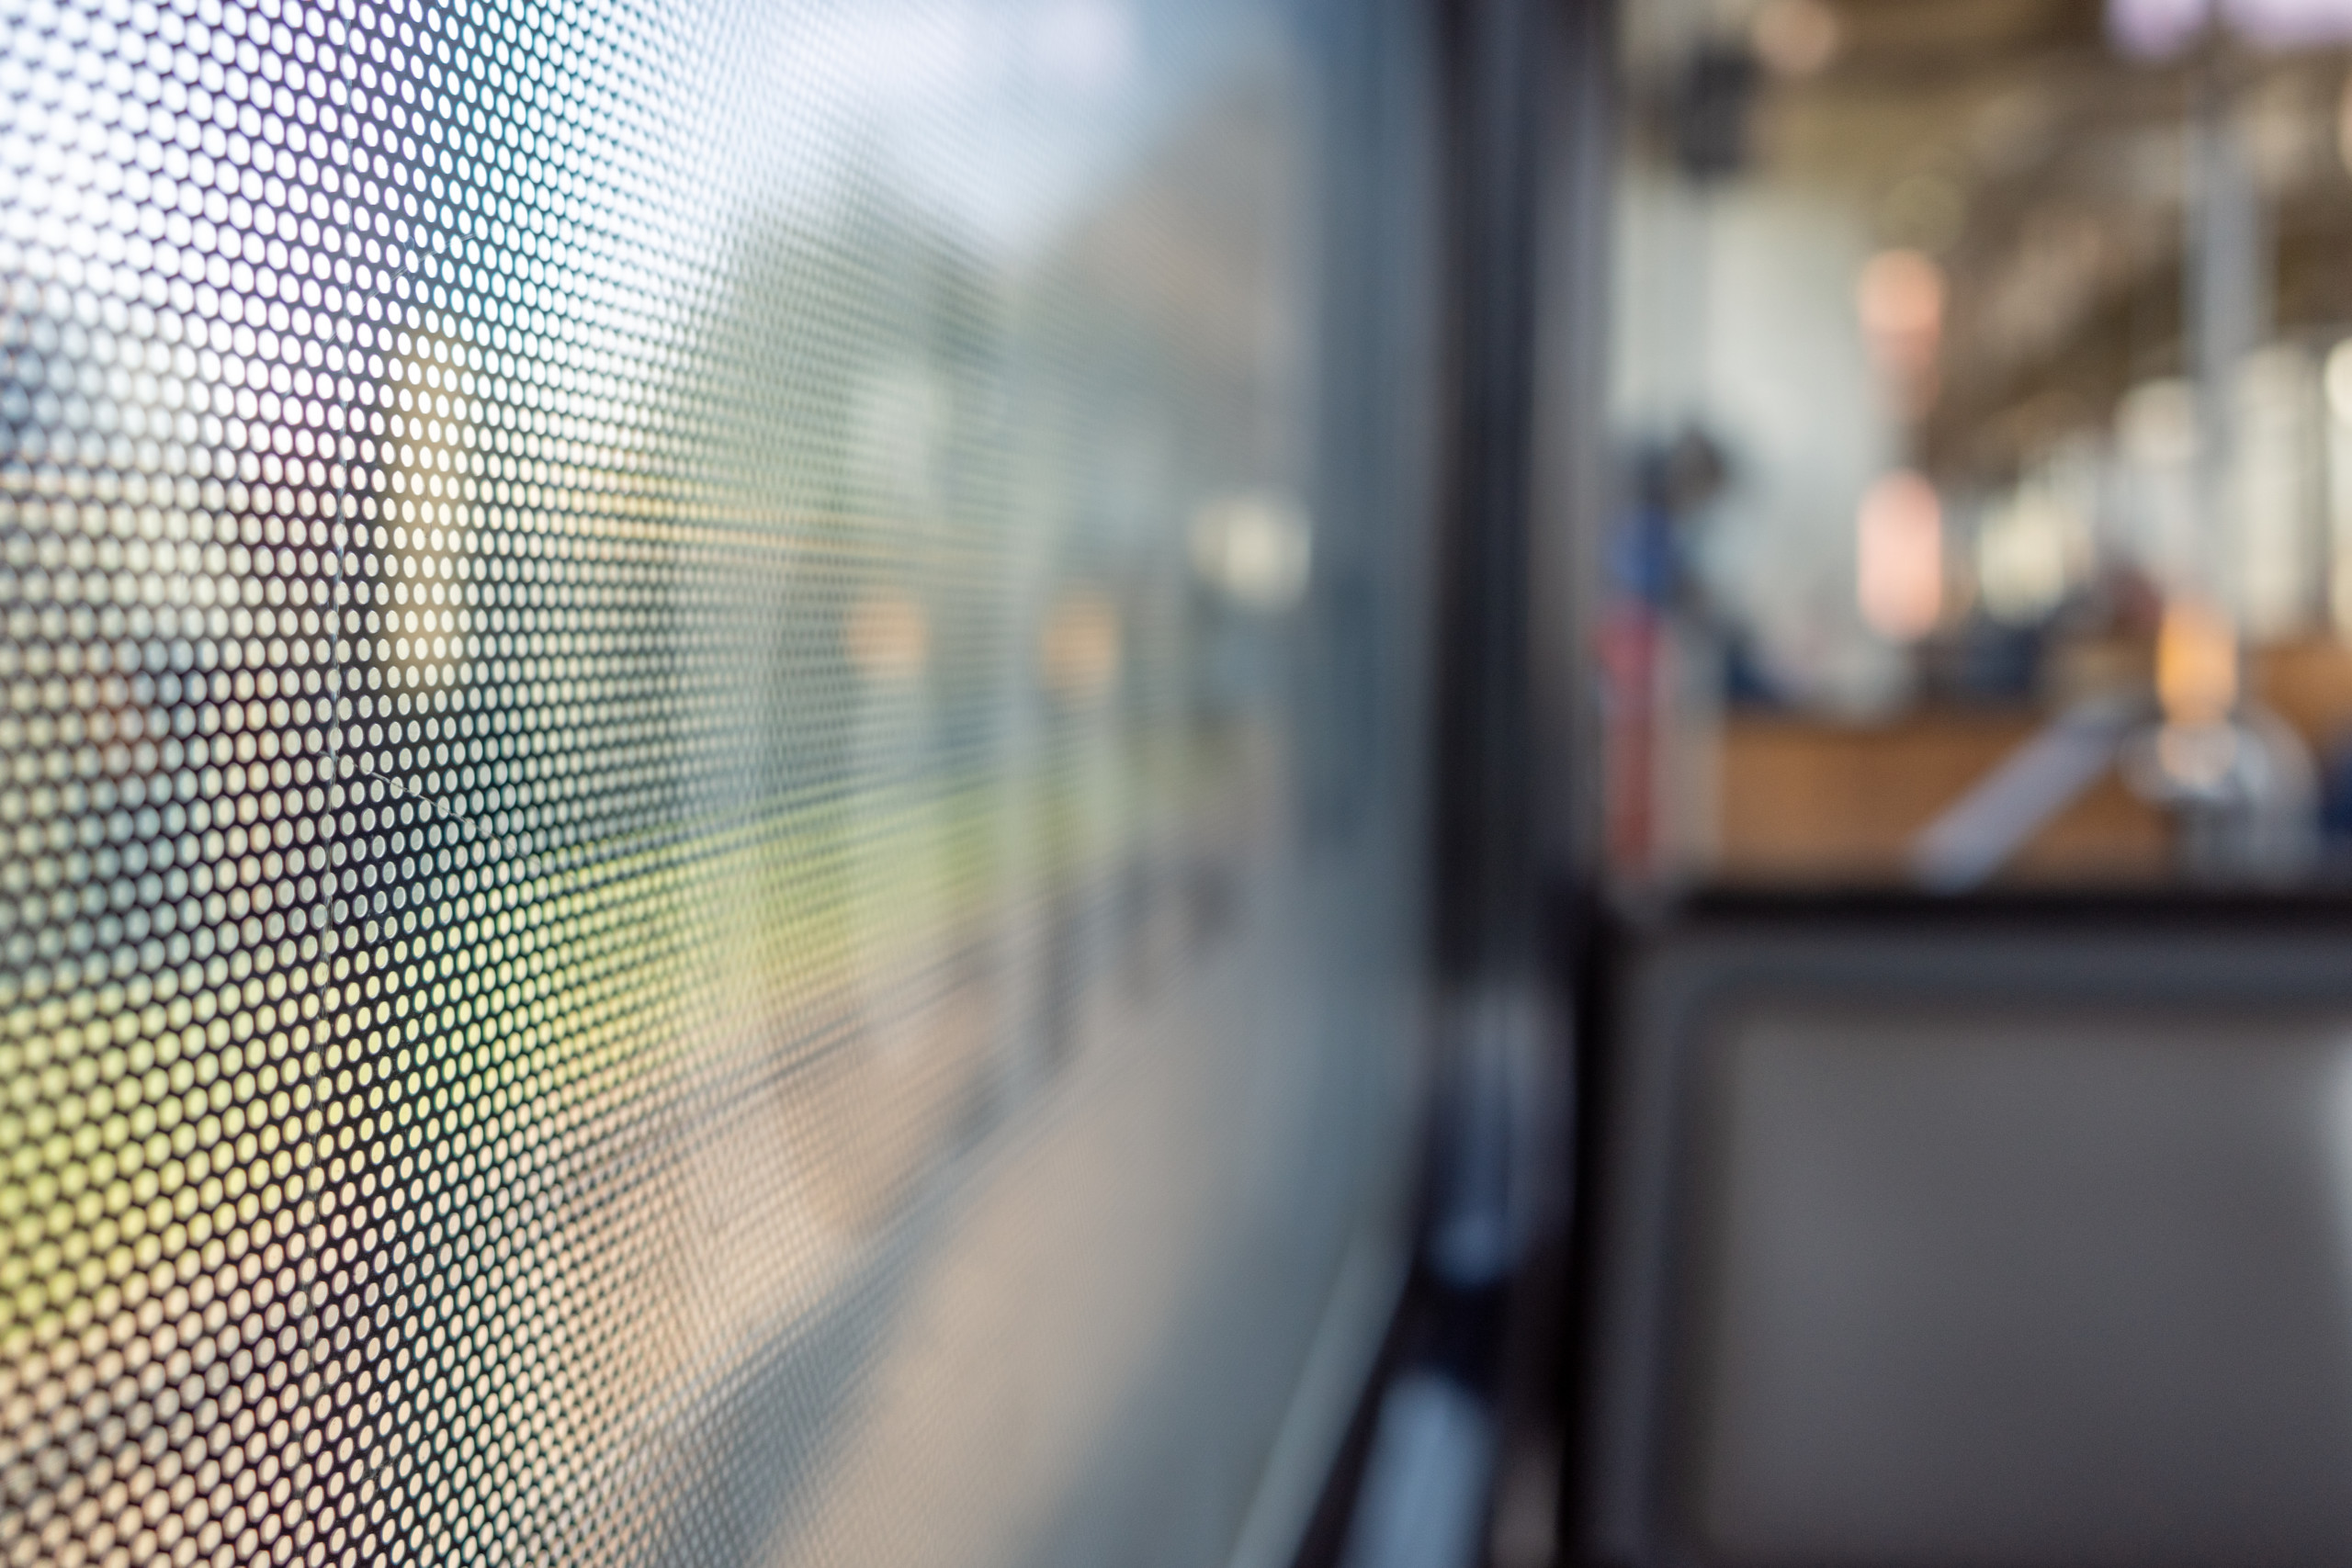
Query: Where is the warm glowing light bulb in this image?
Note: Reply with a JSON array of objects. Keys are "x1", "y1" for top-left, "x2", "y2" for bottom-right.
[
  {"x1": 1858, "y1": 249, "x2": 1946, "y2": 343},
  {"x1": 1858, "y1": 250, "x2": 1946, "y2": 417},
  {"x1": 1752, "y1": 0, "x2": 1840, "y2": 76},
  {"x1": 1857, "y1": 470, "x2": 1944, "y2": 641},
  {"x1": 2156, "y1": 596, "x2": 2239, "y2": 727}
]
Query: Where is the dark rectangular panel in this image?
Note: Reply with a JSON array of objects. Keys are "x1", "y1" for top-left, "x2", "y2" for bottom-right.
[{"x1": 1580, "y1": 914, "x2": 2352, "y2": 1568}]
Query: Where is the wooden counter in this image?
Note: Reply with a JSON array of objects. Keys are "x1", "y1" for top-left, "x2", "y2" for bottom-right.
[{"x1": 1714, "y1": 711, "x2": 2171, "y2": 885}]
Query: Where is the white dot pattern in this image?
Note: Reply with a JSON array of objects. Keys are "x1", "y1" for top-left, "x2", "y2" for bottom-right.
[{"x1": 0, "y1": 0, "x2": 1438, "y2": 1563}]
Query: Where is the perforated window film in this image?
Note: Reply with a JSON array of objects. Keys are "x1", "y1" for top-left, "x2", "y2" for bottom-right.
[{"x1": 0, "y1": 1, "x2": 1441, "y2": 1564}]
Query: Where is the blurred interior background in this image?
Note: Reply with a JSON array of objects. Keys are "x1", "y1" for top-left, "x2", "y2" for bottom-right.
[{"x1": 1604, "y1": 0, "x2": 2352, "y2": 891}]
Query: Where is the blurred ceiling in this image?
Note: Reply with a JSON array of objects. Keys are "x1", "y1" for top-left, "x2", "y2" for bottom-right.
[{"x1": 1685, "y1": 0, "x2": 2352, "y2": 479}]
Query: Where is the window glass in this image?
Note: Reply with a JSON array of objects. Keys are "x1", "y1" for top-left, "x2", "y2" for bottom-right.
[{"x1": 0, "y1": 2, "x2": 1439, "y2": 1562}]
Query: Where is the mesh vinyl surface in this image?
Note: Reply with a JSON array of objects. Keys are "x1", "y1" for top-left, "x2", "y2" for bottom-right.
[{"x1": 0, "y1": 0, "x2": 1436, "y2": 1563}]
